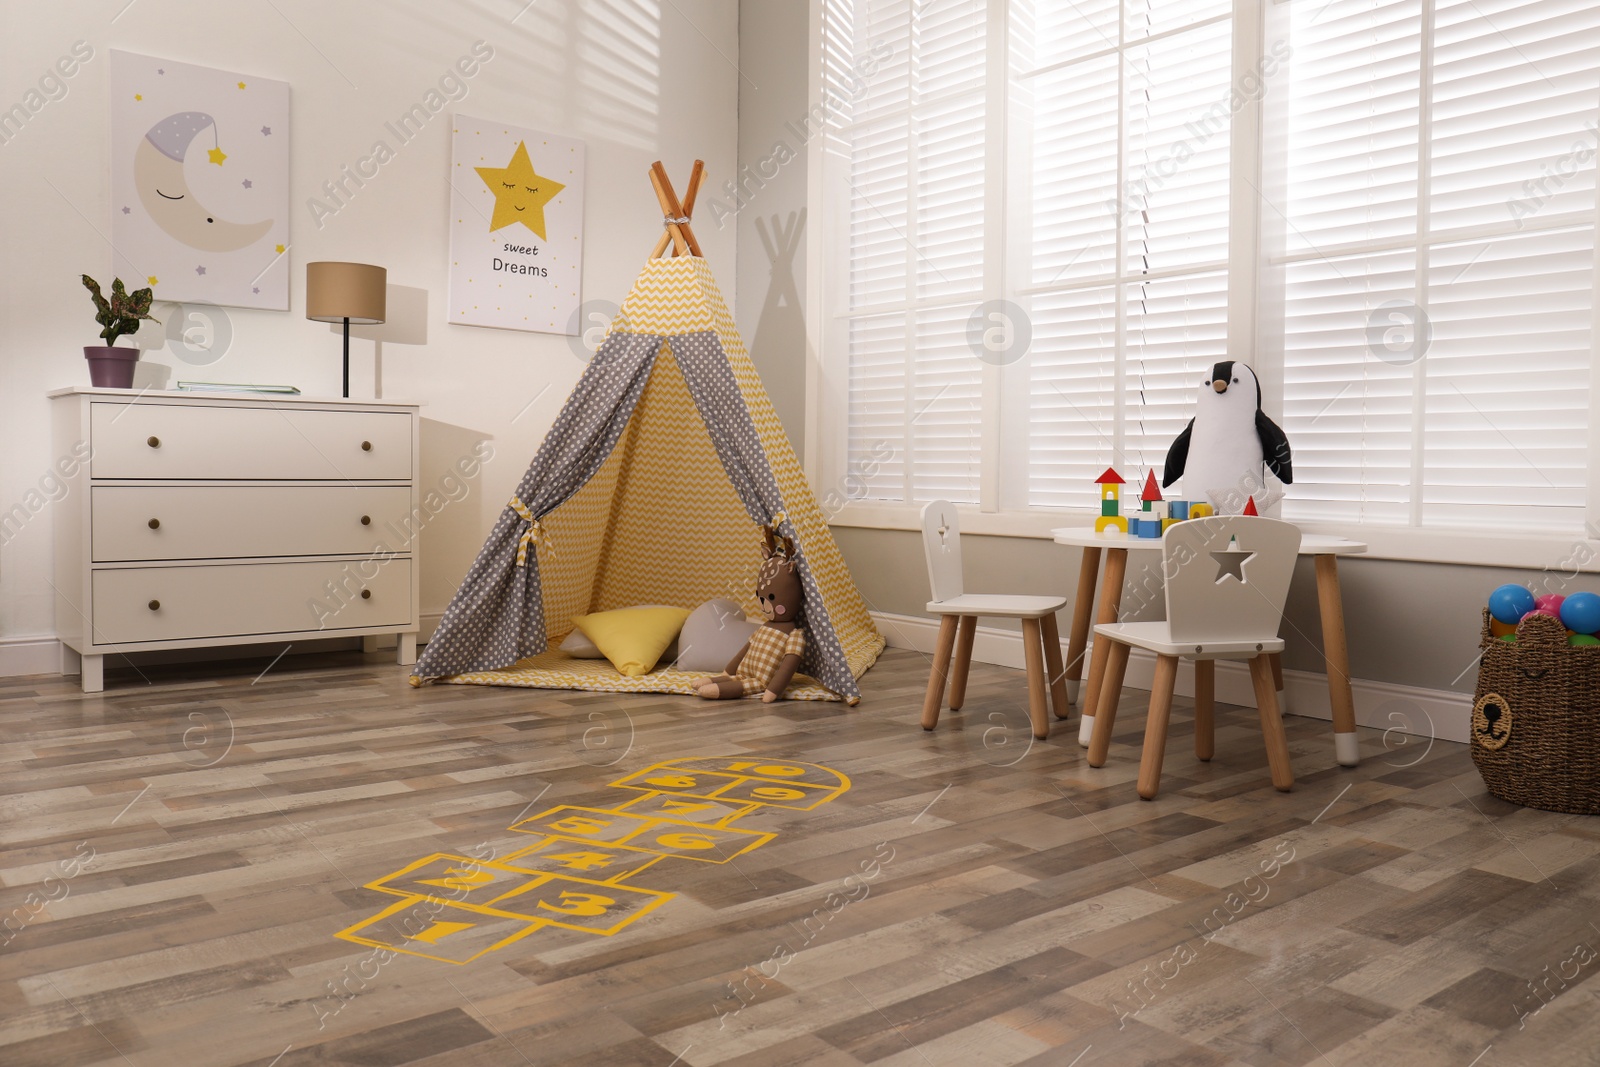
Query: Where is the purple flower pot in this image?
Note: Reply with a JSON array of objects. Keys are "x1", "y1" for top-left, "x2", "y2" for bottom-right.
[{"x1": 83, "y1": 346, "x2": 140, "y2": 389}]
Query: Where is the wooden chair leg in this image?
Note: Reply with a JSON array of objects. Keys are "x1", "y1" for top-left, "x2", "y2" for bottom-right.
[
  {"x1": 1137, "y1": 654, "x2": 1180, "y2": 800},
  {"x1": 1269, "y1": 650, "x2": 1284, "y2": 691},
  {"x1": 1194, "y1": 659, "x2": 1215, "y2": 762},
  {"x1": 947, "y1": 616, "x2": 978, "y2": 711},
  {"x1": 921, "y1": 615, "x2": 959, "y2": 731},
  {"x1": 1020, "y1": 618, "x2": 1050, "y2": 741},
  {"x1": 1250, "y1": 654, "x2": 1294, "y2": 791},
  {"x1": 1040, "y1": 613, "x2": 1071, "y2": 721},
  {"x1": 1087, "y1": 641, "x2": 1130, "y2": 767}
]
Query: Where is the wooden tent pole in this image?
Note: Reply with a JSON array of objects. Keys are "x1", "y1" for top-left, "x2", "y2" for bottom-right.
[
  {"x1": 652, "y1": 160, "x2": 703, "y2": 257},
  {"x1": 682, "y1": 159, "x2": 705, "y2": 215},
  {"x1": 649, "y1": 166, "x2": 690, "y2": 257},
  {"x1": 649, "y1": 160, "x2": 706, "y2": 260}
]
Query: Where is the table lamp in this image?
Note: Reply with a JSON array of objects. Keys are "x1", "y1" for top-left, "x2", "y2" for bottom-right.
[{"x1": 306, "y1": 262, "x2": 386, "y2": 398}]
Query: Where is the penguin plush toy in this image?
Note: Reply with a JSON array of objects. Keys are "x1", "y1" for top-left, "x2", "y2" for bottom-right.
[{"x1": 1162, "y1": 360, "x2": 1292, "y2": 513}]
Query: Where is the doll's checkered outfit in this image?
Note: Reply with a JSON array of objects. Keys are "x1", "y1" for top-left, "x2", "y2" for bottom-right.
[{"x1": 736, "y1": 626, "x2": 806, "y2": 696}]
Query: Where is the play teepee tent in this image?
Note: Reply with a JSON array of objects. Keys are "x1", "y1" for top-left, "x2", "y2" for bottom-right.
[{"x1": 411, "y1": 162, "x2": 884, "y2": 703}]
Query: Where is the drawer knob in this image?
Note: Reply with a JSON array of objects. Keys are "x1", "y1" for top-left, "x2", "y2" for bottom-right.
[
  {"x1": 361, "y1": 440, "x2": 373, "y2": 452},
  {"x1": 147, "y1": 436, "x2": 161, "y2": 449},
  {"x1": 148, "y1": 599, "x2": 161, "y2": 611},
  {"x1": 360, "y1": 515, "x2": 372, "y2": 526},
  {"x1": 360, "y1": 589, "x2": 372, "y2": 600},
  {"x1": 148, "y1": 518, "x2": 161, "y2": 530}
]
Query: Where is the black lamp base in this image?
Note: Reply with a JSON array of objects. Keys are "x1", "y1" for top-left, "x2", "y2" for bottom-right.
[{"x1": 342, "y1": 317, "x2": 350, "y2": 399}]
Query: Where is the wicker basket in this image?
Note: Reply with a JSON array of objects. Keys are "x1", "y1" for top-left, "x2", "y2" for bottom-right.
[{"x1": 1472, "y1": 609, "x2": 1600, "y2": 815}]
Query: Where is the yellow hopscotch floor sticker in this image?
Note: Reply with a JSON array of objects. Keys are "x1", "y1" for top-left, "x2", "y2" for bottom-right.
[{"x1": 335, "y1": 757, "x2": 850, "y2": 964}]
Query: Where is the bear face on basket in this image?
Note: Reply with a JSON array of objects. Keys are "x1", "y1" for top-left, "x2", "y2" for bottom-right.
[{"x1": 1472, "y1": 609, "x2": 1600, "y2": 816}]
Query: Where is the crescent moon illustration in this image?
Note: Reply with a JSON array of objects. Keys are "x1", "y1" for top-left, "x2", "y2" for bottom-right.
[{"x1": 134, "y1": 112, "x2": 273, "y2": 253}]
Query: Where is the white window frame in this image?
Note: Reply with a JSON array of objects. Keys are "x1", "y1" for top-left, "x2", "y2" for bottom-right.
[{"x1": 803, "y1": 0, "x2": 1600, "y2": 570}]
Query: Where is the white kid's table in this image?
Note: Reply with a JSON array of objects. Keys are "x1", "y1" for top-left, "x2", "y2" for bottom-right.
[{"x1": 1050, "y1": 528, "x2": 1369, "y2": 767}]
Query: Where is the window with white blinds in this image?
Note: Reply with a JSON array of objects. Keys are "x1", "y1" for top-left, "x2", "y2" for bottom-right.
[
  {"x1": 830, "y1": 0, "x2": 1234, "y2": 511},
  {"x1": 835, "y1": 0, "x2": 989, "y2": 504},
  {"x1": 1267, "y1": 0, "x2": 1600, "y2": 532},
  {"x1": 823, "y1": 0, "x2": 1600, "y2": 537},
  {"x1": 1017, "y1": 0, "x2": 1233, "y2": 510}
]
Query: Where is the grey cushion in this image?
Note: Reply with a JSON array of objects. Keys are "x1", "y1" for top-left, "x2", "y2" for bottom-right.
[
  {"x1": 558, "y1": 629, "x2": 606, "y2": 658},
  {"x1": 674, "y1": 598, "x2": 761, "y2": 673}
]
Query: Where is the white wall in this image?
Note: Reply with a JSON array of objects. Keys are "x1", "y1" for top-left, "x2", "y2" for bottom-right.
[
  {"x1": 734, "y1": 0, "x2": 811, "y2": 454},
  {"x1": 0, "y1": 0, "x2": 738, "y2": 654}
]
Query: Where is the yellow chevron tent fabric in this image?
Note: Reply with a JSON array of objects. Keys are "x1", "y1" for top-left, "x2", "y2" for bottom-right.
[{"x1": 412, "y1": 256, "x2": 883, "y2": 704}]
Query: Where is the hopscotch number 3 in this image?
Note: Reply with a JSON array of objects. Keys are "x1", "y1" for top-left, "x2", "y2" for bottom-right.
[{"x1": 537, "y1": 891, "x2": 615, "y2": 917}]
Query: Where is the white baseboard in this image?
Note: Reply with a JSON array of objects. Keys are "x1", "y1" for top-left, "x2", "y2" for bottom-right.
[
  {"x1": 0, "y1": 636, "x2": 65, "y2": 678},
  {"x1": 871, "y1": 610, "x2": 1470, "y2": 744}
]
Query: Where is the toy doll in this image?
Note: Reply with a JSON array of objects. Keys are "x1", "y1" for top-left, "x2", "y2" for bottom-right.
[{"x1": 694, "y1": 529, "x2": 806, "y2": 703}]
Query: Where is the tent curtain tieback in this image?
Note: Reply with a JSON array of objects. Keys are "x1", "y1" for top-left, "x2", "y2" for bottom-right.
[{"x1": 508, "y1": 496, "x2": 544, "y2": 566}]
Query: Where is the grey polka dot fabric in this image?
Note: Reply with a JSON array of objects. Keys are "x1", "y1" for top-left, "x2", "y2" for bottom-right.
[
  {"x1": 671, "y1": 331, "x2": 858, "y2": 703},
  {"x1": 413, "y1": 331, "x2": 661, "y2": 680}
]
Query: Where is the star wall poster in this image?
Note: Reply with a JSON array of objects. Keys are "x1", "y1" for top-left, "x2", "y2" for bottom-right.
[
  {"x1": 448, "y1": 116, "x2": 584, "y2": 333},
  {"x1": 110, "y1": 51, "x2": 290, "y2": 311}
]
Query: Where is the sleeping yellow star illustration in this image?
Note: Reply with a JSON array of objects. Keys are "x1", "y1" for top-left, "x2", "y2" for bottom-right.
[{"x1": 475, "y1": 141, "x2": 564, "y2": 238}]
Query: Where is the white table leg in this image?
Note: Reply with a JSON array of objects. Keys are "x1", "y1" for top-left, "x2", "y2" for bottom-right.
[
  {"x1": 397, "y1": 633, "x2": 417, "y2": 666},
  {"x1": 1063, "y1": 546, "x2": 1101, "y2": 714},
  {"x1": 60, "y1": 643, "x2": 81, "y2": 677},
  {"x1": 1079, "y1": 548, "x2": 1128, "y2": 747}
]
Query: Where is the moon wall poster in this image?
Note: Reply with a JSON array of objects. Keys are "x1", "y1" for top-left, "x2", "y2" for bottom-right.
[
  {"x1": 447, "y1": 116, "x2": 583, "y2": 333},
  {"x1": 110, "y1": 51, "x2": 289, "y2": 311}
]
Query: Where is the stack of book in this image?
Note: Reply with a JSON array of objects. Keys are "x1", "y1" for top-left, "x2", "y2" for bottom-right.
[{"x1": 175, "y1": 382, "x2": 301, "y2": 395}]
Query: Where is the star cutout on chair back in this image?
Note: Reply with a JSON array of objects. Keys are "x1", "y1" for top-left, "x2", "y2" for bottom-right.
[{"x1": 1210, "y1": 547, "x2": 1255, "y2": 583}]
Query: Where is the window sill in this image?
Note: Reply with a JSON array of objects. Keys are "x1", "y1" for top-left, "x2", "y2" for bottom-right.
[{"x1": 825, "y1": 501, "x2": 1600, "y2": 572}]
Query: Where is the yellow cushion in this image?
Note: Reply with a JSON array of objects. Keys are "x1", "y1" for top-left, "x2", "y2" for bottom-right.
[{"x1": 571, "y1": 606, "x2": 690, "y2": 677}]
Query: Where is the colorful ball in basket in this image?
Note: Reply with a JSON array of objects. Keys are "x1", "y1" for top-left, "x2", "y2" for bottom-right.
[
  {"x1": 1559, "y1": 591, "x2": 1600, "y2": 635},
  {"x1": 1488, "y1": 584, "x2": 1536, "y2": 625},
  {"x1": 1535, "y1": 594, "x2": 1566, "y2": 616}
]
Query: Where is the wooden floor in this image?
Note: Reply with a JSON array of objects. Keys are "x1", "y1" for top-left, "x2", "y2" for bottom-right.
[{"x1": 3, "y1": 646, "x2": 1598, "y2": 1067}]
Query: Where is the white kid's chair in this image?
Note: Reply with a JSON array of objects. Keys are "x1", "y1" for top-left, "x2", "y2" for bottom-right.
[
  {"x1": 920, "y1": 500, "x2": 1070, "y2": 740},
  {"x1": 1087, "y1": 516, "x2": 1301, "y2": 799}
]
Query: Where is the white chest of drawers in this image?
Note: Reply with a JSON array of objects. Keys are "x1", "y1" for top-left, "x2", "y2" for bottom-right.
[{"x1": 49, "y1": 388, "x2": 421, "y2": 692}]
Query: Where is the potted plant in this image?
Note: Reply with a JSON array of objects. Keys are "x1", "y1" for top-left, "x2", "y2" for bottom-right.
[{"x1": 81, "y1": 275, "x2": 159, "y2": 388}]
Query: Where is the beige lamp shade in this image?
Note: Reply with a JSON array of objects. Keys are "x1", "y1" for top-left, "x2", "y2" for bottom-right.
[{"x1": 305, "y1": 262, "x2": 387, "y2": 324}]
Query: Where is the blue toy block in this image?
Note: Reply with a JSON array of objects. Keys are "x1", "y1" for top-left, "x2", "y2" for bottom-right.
[
  {"x1": 1168, "y1": 499, "x2": 1190, "y2": 521},
  {"x1": 1138, "y1": 518, "x2": 1161, "y2": 538}
]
